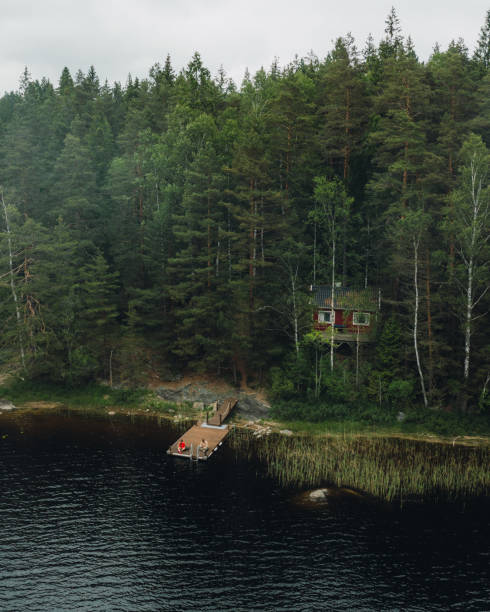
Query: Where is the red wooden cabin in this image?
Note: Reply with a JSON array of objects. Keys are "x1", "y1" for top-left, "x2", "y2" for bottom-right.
[{"x1": 312, "y1": 285, "x2": 380, "y2": 343}]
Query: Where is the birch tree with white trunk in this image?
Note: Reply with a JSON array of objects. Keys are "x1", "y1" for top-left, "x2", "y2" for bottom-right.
[
  {"x1": 0, "y1": 190, "x2": 26, "y2": 371},
  {"x1": 396, "y1": 209, "x2": 431, "y2": 408},
  {"x1": 258, "y1": 249, "x2": 311, "y2": 355},
  {"x1": 312, "y1": 176, "x2": 352, "y2": 372},
  {"x1": 448, "y1": 134, "x2": 490, "y2": 400}
]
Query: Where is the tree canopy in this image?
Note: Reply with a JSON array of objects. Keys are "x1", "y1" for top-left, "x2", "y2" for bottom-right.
[{"x1": 0, "y1": 10, "x2": 488, "y2": 414}]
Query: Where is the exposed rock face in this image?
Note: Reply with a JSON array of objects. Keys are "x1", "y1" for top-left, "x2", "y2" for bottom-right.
[
  {"x1": 155, "y1": 383, "x2": 270, "y2": 421},
  {"x1": 0, "y1": 400, "x2": 16, "y2": 411},
  {"x1": 156, "y1": 384, "x2": 217, "y2": 405},
  {"x1": 236, "y1": 394, "x2": 270, "y2": 421}
]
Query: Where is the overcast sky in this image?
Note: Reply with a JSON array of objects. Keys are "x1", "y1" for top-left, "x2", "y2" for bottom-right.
[{"x1": 0, "y1": 0, "x2": 488, "y2": 93}]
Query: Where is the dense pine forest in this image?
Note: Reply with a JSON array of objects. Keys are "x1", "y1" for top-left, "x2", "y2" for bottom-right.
[{"x1": 0, "y1": 9, "x2": 489, "y2": 419}]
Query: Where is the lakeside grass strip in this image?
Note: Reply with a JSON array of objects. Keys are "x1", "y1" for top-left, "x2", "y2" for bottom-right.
[{"x1": 229, "y1": 431, "x2": 490, "y2": 503}]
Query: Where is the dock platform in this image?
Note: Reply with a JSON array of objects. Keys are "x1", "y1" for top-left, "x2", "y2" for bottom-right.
[{"x1": 167, "y1": 398, "x2": 238, "y2": 461}]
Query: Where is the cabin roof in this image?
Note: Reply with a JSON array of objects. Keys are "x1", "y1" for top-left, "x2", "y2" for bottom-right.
[{"x1": 312, "y1": 286, "x2": 379, "y2": 311}]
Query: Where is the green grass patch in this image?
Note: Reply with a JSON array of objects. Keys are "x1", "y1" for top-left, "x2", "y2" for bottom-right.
[
  {"x1": 0, "y1": 380, "x2": 148, "y2": 410},
  {"x1": 271, "y1": 400, "x2": 490, "y2": 437},
  {"x1": 276, "y1": 419, "x2": 399, "y2": 436},
  {"x1": 141, "y1": 394, "x2": 193, "y2": 416},
  {"x1": 0, "y1": 379, "x2": 202, "y2": 420}
]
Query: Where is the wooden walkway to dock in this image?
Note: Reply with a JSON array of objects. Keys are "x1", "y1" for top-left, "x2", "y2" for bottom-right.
[
  {"x1": 206, "y1": 397, "x2": 236, "y2": 426},
  {"x1": 167, "y1": 398, "x2": 238, "y2": 461}
]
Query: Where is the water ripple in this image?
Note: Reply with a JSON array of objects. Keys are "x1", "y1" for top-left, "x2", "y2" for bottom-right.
[{"x1": 0, "y1": 413, "x2": 488, "y2": 611}]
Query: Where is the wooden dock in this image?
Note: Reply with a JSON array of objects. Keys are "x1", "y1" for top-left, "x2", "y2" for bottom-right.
[{"x1": 167, "y1": 398, "x2": 238, "y2": 461}]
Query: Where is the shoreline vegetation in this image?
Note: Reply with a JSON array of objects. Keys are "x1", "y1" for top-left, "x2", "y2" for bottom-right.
[
  {"x1": 0, "y1": 380, "x2": 489, "y2": 505},
  {"x1": 1, "y1": 379, "x2": 489, "y2": 439},
  {"x1": 229, "y1": 430, "x2": 489, "y2": 505}
]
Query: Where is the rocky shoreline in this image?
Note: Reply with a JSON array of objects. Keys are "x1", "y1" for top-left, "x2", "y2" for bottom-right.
[{"x1": 155, "y1": 381, "x2": 271, "y2": 422}]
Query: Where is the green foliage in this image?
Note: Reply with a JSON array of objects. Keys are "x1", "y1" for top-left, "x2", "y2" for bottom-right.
[
  {"x1": 270, "y1": 366, "x2": 296, "y2": 399},
  {"x1": 0, "y1": 380, "x2": 147, "y2": 408},
  {"x1": 0, "y1": 12, "x2": 488, "y2": 419},
  {"x1": 271, "y1": 399, "x2": 490, "y2": 436},
  {"x1": 401, "y1": 408, "x2": 490, "y2": 436},
  {"x1": 387, "y1": 378, "x2": 415, "y2": 409},
  {"x1": 271, "y1": 398, "x2": 395, "y2": 425},
  {"x1": 375, "y1": 316, "x2": 403, "y2": 373}
]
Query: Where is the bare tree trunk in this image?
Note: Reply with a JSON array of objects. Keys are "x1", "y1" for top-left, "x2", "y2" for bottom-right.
[
  {"x1": 344, "y1": 87, "x2": 351, "y2": 181},
  {"x1": 356, "y1": 324, "x2": 360, "y2": 390},
  {"x1": 315, "y1": 351, "x2": 323, "y2": 399},
  {"x1": 1, "y1": 191, "x2": 25, "y2": 371},
  {"x1": 330, "y1": 237, "x2": 335, "y2": 372},
  {"x1": 290, "y1": 263, "x2": 300, "y2": 355},
  {"x1": 259, "y1": 195, "x2": 264, "y2": 264},
  {"x1": 402, "y1": 142, "x2": 408, "y2": 206},
  {"x1": 249, "y1": 179, "x2": 256, "y2": 309},
  {"x1": 464, "y1": 256, "x2": 473, "y2": 382},
  {"x1": 216, "y1": 225, "x2": 220, "y2": 277},
  {"x1": 342, "y1": 230, "x2": 347, "y2": 286},
  {"x1": 313, "y1": 219, "x2": 317, "y2": 284},
  {"x1": 109, "y1": 349, "x2": 113, "y2": 388},
  {"x1": 286, "y1": 124, "x2": 291, "y2": 201},
  {"x1": 207, "y1": 192, "x2": 211, "y2": 288},
  {"x1": 463, "y1": 153, "x2": 484, "y2": 384},
  {"x1": 425, "y1": 250, "x2": 434, "y2": 397},
  {"x1": 227, "y1": 209, "x2": 232, "y2": 282},
  {"x1": 293, "y1": 310, "x2": 299, "y2": 355},
  {"x1": 364, "y1": 218, "x2": 370, "y2": 289},
  {"x1": 315, "y1": 347, "x2": 319, "y2": 399},
  {"x1": 413, "y1": 237, "x2": 428, "y2": 408},
  {"x1": 481, "y1": 372, "x2": 489, "y2": 405}
]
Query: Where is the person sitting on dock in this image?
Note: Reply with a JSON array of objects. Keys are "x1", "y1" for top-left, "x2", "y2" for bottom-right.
[
  {"x1": 199, "y1": 438, "x2": 209, "y2": 456},
  {"x1": 178, "y1": 439, "x2": 186, "y2": 454}
]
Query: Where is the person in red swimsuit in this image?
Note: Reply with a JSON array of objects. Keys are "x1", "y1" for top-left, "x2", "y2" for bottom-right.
[{"x1": 178, "y1": 439, "x2": 186, "y2": 453}]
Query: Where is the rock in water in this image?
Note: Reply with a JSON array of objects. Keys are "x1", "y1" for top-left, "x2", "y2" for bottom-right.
[
  {"x1": 0, "y1": 400, "x2": 16, "y2": 411},
  {"x1": 309, "y1": 488, "x2": 330, "y2": 502}
]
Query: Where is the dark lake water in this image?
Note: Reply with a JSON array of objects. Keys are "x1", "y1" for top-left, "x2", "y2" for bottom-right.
[{"x1": 0, "y1": 412, "x2": 488, "y2": 611}]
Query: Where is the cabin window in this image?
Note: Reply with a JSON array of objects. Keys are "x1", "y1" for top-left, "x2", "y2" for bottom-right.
[
  {"x1": 353, "y1": 312, "x2": 370, "y2": 326},
  {"x1": 318, "y1": 310, "x2": 333, "y2": 323}
]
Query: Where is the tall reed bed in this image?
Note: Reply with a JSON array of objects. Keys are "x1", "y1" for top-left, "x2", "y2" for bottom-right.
[{"x1": 229, "y1": 430, "x2": 490, "y2": 503}]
